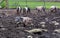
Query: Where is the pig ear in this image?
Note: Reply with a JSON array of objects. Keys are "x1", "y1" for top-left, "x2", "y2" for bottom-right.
[{"x1": 20, "y1": 18, "x2": 23, "y2": 21}]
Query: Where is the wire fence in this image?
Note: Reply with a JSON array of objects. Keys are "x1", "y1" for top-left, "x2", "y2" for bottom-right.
[{"x1": 8, "y1": 0, "x2": 60, "y2": 8}]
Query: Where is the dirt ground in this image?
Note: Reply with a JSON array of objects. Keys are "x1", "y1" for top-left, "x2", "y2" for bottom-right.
[{"x1": 0, "y1": 9, "x2": 60, "y2": 38}]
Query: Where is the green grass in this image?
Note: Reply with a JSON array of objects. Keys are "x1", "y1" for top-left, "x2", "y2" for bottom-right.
[
  {"x1": 8, "y1": 1, "x2": 60, "y2": 9},
  {"x1": 0, "y1": 0, "x2": 60, "y2": 8},
  {"x1": 0, "y1": 0, "x2": 59, "y2": 9}
]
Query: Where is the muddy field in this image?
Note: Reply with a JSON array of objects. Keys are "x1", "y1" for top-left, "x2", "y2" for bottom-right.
[{"x1": 0, "y1": 9, "x2": 60, "y2": 38}]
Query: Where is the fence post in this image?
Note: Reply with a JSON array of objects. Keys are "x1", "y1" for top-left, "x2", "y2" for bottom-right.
[
  {"x1": 43, "y1": 0, "x2": 46, "y2": 8},
  {"x1": 26, "y1": 0, "x2": 27, "y2": 7},
  {"x1": 5, "y1": 0, "x2": 8, "y2": 9}
]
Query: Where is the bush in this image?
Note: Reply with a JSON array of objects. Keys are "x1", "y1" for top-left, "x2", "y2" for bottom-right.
[{"x1": 1, "y1": 1, "x2": 6, "y2": 8}]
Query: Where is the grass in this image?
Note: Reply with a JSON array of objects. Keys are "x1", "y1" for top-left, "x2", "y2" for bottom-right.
[{"x1": 6, "y1": 1, "x2": 60, "y2": 8}]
